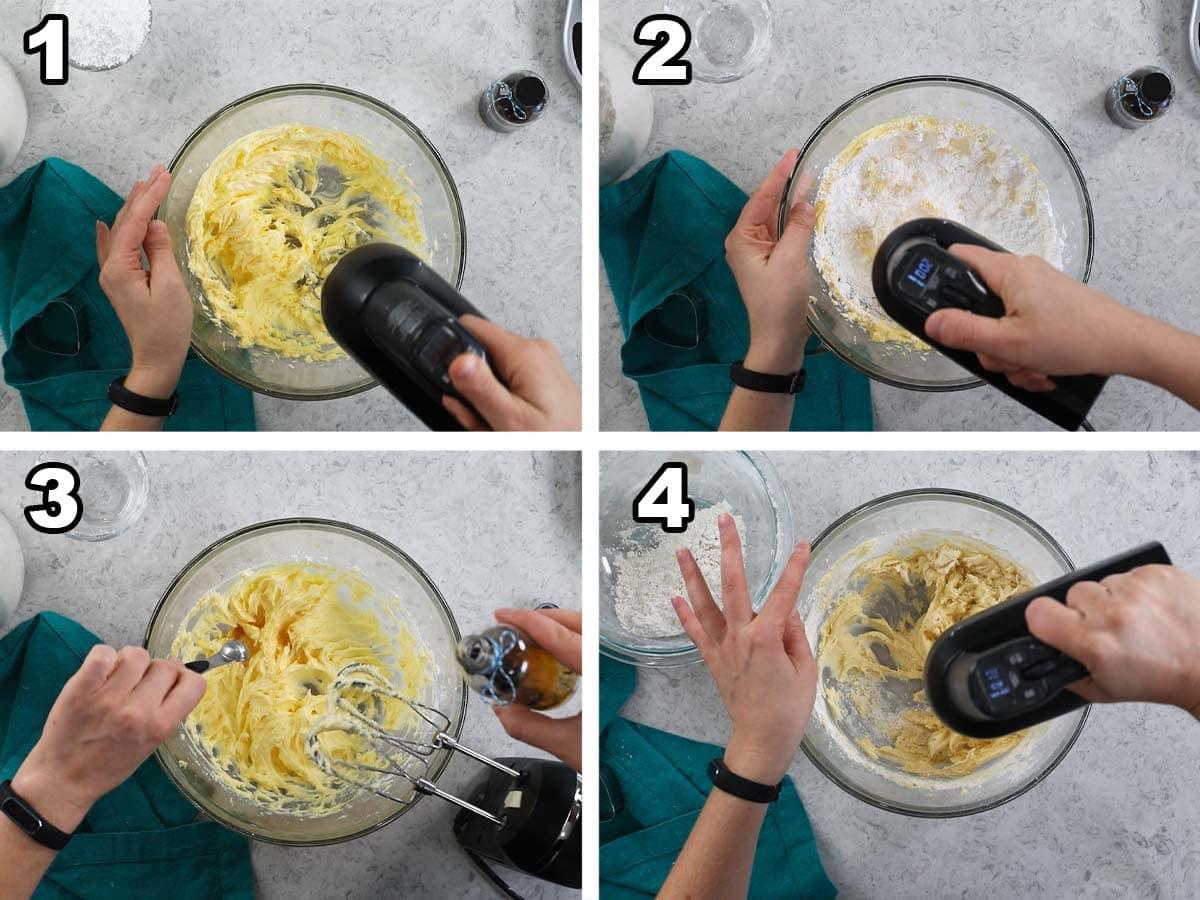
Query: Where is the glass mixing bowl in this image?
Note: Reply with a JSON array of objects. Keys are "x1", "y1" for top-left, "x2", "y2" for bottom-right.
[
  {"x1": 158, "y1": 84, "x2": 467, "y2": 400},
  {"x1": 143, "y1": 518, "x2": 466, "y2": 845},
  {"x1": 599, "y1": 451, "x2": 793, "y2": 667},
  {"x1": 779, "y1": 76, "x2": 1094, "y2": 391},
  {"x1": 799, "y1": 489, "x2": 1087, "y2": 817}
]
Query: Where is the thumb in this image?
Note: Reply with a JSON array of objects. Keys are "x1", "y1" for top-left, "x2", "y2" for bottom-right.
[
  {"x1": 143, "y1": 221, "x2": 180, "y2": 278},
  {"x1": 925, "y1": 307, "x2": 1011, "y2": 354},
  {"x1": 782, "y1": 608, "x2": 811, "y2": 666},
  {"x1": 448, "y1": 352, "x2": 526, "y2": 429},
  {"x1": 774, "y1": 198, "x2": 815, "y2": 264},
  {"x1": 1026, "y1": 596, "x2": 1094, "y2": 667}
]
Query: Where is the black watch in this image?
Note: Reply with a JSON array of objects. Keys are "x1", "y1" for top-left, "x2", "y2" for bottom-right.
[
  {"x1": 707, "y1": 757, "x2": 783, "y2": 804},
  {"x1": 0, "y1": 780, "x2": 73, "y2": 851},
  {"x1": 108, "y1": 376, "x2": 180, "y2": 418},
  {"x1": 730, "y1": 361, "x2": 806, "y2": 394}
]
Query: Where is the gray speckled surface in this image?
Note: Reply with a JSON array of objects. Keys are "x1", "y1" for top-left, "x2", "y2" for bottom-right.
[
  {"x1": 0, "y1": 451, "x2": 581, "y2": 899},
  {"x1": 605, "y1": 451, "x2": 1200, "y2": 899},
  {"x1": 0, "y1": 0, "x2": 580, "y2": 431},
  {"x1": 600, "y1": 0, "x2": 1200, "y2": 431}
]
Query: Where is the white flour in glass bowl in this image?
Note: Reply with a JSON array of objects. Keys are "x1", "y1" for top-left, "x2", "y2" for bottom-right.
[{"x1": 810, "y1": 115, "x2": 1064, "y2": 346}]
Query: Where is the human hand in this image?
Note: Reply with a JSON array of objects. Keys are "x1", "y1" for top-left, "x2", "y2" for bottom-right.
[
  {"x1": 924, "y1": 245, "x2": 1146, "y2": 391},
  {"x1": 444, "y1": 316, "x2": 581, "y2": 431},
  {"x1": 11, "y1": 646, "x2": 206, "y2": 832},
  {"x1": 672, "y1": 515, "x2": 817, "y2": 784},
  {"x1": 725, "y1": 149, "x2": 814, "y2": 375},
  {"x1": 96, "y1": 165, "x2": 193, "y2": 401},
  {"x1": 492, "y1": 608, "x2": 583, "y2": 772},
  {"x1": 1026, "y1": 564, "x2": 1200, "y2": 718}
]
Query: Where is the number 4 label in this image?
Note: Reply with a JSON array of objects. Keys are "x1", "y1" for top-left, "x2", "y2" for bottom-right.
[
  {"x1": 633, "y1": 15, "x2": 693, "y2": 85},
  {"x1": 633, "y1": 462, "x2": 695, "y2": 533}
]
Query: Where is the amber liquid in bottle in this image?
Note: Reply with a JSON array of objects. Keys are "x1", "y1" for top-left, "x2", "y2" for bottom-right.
[{"x1": 456, "y1": 625, "x2": 578, "y2": 711}]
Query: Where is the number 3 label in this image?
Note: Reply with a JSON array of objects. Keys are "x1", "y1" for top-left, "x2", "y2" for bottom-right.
[
  {"x1": 633, "y1": 462, "x2": 695, "y2": 533},
  {"x1": 25, "y1": 463, "x2": 83, "y2": 534},
  {"x1": 633, "y1": 15, "x2": 693, "y2": 85}
]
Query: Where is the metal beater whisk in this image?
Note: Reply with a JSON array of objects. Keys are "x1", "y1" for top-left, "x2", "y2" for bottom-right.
[{"x1": 306, "y1": 663, "x2": 520, "y2": 826}]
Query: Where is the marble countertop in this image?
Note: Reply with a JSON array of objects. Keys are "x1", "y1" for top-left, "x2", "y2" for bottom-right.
[
  {"x1": 0, "y1": 0, "x2": 580, "y2": 431},
  {"x1": 600, "y1": 0, "x2": 1200, "y2": 430},
  {"x1": 611, "y1": 451, "x2": 1200, "y2": 899},
  {"x1": 0, "y1": 451, "x2": 581, "y2": 899}
]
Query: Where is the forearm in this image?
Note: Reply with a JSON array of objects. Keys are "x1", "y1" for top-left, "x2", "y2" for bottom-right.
[
  {"x1": 0, "y1": 767, "x2": 90, "y2": 900},
  {"x1": 719, "y1": 343, "x2": 804, "y2": 432},
  {"x1": 1124, "y1": 317, "x2": 1200, "y2": 412},
  {"x1": 658, "y1": 789, "x2": 768, "y2": 900},
  {"x1": 100, "y1": 364, "x2": 181, "y2": 432}
]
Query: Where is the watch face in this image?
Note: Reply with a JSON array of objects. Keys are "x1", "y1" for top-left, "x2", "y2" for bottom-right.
[{"x1": 1, "y1": 795, "x2": 43, "y2": 832}]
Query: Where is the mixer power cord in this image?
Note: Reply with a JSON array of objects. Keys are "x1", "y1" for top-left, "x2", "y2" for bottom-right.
[{"x1": 461, "y1": 846, "x2": 525, "y2": 900}]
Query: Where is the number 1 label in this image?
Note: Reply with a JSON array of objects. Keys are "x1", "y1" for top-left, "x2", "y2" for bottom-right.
[
  {"x1": 24, "y1": 14, "x2": 69, "y2": 86},
  {"x1": 633, "y1": 462, "x2": 695, "y2": 533}
]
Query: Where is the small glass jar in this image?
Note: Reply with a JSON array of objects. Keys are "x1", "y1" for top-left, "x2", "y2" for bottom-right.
[
  {"x1": 1105, "y1": 66, "x2": 1174, "y2": 128},
  {"x1": 479, "y1": 71, "x2": 550, "y2": 133}
]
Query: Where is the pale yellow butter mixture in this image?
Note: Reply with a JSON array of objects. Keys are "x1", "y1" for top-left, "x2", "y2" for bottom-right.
[
  {"x1": 819, "y1": 543, "x2": 1030, "y2": 777},
  {"x1": 185, "y1": 124, "x2": 425, "y2": 361},
  {"x1": 172, "y1": 562, "x2": 430, "y2": 812}
]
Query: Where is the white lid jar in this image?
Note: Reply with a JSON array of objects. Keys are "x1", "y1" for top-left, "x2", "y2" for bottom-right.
[{"x1": 0, "y1": 56, "x2": 28, "y2": 176}]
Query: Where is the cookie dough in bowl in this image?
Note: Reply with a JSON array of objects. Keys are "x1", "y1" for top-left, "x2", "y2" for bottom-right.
[
  {"x1": 144, "y1": 519, "x2": 466, "y2": 845},
  {"x1": 798, "y1": 489, "x2": 1089, "y2": 817},
  {"x1": 780, "y1": 76, "x2": 1094, "y2": 392},
  {"x1": 158, "y1": 84, "x2": 466, "y2": 401}
]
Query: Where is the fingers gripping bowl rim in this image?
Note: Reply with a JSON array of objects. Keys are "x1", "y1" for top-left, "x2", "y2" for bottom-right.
[
  {"x1": 143, "y1": 517, "x2": 467, "y2": 846},
  {"x1": 798, "y1": 488, "x2": 1089, "y2": 818},
  {"x1": 158, "y1": 83, "x2": 468, "y2": 401},
  {"x1": 778, "y1": 75, "x2": 1095, "y2": 393}
]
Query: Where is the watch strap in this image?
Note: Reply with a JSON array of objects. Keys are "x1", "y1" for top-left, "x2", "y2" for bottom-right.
[
  {"x1": 108, "y1": 376, "x2": 180, "y2": 418},
  {"x1": 707, "y1": 757, "x2": 783, "y2": 804},
  {"x1": 0, "y1": 780, "x2": 72, "y2": 851},
  {"x1": 730, "y1": 361, "x2": 807, "y2": 394}
]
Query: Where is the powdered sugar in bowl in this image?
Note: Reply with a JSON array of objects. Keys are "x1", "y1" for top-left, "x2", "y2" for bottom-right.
[
  {"x1": 41, "y1": 0, "x2": 152, "y2": 72},
  {"x1": 599, "y1": 451, "x2": 794, "y2": 667},
  {"x1": 779, "y1": 76, "x2": 1094, "y2": 392}
]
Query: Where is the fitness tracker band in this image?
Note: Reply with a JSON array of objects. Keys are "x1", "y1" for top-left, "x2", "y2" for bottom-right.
[
  {"x1": 729, "y1": 361, "x2": 807, "y2": 394},
  {"x1": 707, "y1": 757, "x2": 783, "y2": 804},
  {"x1": 107, "y1": 376, "x2": 180, "y2": 418},
  {"x1": 0, "y1": 780, "x2": 72, "y2": 851}
]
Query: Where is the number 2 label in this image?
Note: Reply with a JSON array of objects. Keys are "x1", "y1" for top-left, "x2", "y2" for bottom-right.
[
  {"x1": 25, "y1": 463, "x2": 83, "y2": 534},
  {"x1": 633, "y1": 462, "x2": 695, "y2": 533},
  {"x1": 633, "y1": 15, "x2": 693, "y2": 85}
]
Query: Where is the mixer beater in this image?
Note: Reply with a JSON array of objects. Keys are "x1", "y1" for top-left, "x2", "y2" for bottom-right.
[{"x1": 307, "y1": 662, "x2": 582, "y2": 888}]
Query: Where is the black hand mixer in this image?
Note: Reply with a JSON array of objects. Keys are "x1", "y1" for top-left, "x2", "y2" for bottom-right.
[
  {"x1": 872, "y1": 218, "x2": 1108, "y2": 431},
  {"x1": 924, "y1": 542, "x2": 1171, "y2": 738},
  {"x1": 307, "y1": 663, "x2": 581, "y2": 891},
  {"x1": 321, "y1": 243, "x2": 500, "y2": 431}
]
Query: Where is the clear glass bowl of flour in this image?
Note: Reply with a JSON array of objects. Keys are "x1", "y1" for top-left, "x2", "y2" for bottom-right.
[
  {"x1": 779, "y1": 76, "x2": 1094, "y2": 392},
  {"x1": 798, "y1": 488, "x2": 1088, "y2": 817},
  {"x1": 599, "y1": 451, "x2": 793, "y2": 667}
]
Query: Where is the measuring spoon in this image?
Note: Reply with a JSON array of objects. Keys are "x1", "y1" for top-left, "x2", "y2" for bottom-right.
[{"x1": 185, "y1": 639, "x2": 249, "y2": 674}]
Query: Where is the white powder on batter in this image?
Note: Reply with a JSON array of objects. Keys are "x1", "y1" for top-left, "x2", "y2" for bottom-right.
[
  {"x1": 44, "y1": 0, "x2": 151, "y2": 70},
  {"x1": 612, "y1": 502, "x2": 745, "y2": 637},
  {"x1": 811, "y1": 115, "x2": 1064, "y2": 345}
]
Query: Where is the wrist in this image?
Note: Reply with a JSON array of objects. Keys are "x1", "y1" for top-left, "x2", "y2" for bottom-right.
[
  {"x1": 10, "y1": 763, "x2": 91, "y2": 834},
  {"x1": 725, "y1": 734, "x2": 791, "y2": 785},
  {"x1": 743, "y1": 338, "x2": 807, "y2": 376},
  {"x1": 124, "y1": 361, "x2": 183, "y2": 402}
]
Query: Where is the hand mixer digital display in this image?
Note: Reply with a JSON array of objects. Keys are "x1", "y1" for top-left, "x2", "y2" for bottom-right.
[
  {"x1": 924, "y1": 542, "x2": 1171, "y2": 738},
  {"x1": 307, "y1": 664, "x2": 581, "y2": 889},
  {"x1": 322, "y1": 243, "x2": 496, "y2": 431},
  {"x1": 871, "y1": 218, "x2": 1108, "y2": 431}
]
